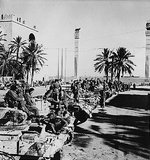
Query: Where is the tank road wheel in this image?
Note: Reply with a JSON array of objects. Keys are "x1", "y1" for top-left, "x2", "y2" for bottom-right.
[
  {"x1": 64, "y1": 131, "x2": 74, "y2": 145},
  {"x1": 52, "y1": 149, "x2": 63, "y2": 160},
  {"x1": 0, "y1": 151, "x2": 15, "y2": 160}
]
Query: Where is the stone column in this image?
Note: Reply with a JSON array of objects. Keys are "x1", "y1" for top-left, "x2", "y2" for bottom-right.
[
  {"x1": 74, "y1": 28, "x2": 80, "y2": 79},
  {"x1": 145, "y1": 21, "x2": 150, "y2": 78}
]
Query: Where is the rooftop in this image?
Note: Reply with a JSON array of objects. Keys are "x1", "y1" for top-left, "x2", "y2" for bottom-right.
[{"x1": 0, "y1": 14, "x2": 38, "y2": 32}]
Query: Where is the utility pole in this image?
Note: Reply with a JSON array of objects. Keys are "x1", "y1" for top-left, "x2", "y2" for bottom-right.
[
  {"x1": 57, "y1": 48, "x2": 59, "y2": 79},
  {"x1": 65, "y1": 48, "x2": 67, "y2": 82},
  {"x1": 61, "y1": 48, "x2": 63, "y2": 80}
]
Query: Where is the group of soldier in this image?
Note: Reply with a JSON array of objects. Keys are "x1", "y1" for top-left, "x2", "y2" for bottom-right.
[
  {"x1": 1, "y1": 77, "x2": 132, "y2": 134},
  {"x1": 2, "y1": 79, "x2": 73, "y2": 134},
  {"x1": 4, "y1": 81, "x2": 39, "y2": 119}
]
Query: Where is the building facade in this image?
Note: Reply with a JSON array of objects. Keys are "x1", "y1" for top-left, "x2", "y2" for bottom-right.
[{"x1": 0, "y1": 14, "x2": 38, "y2": 49}]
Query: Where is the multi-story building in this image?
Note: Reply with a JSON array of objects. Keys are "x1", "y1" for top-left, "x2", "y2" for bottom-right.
[{"x1": 0, "y1": 14, "x2": 38, "y2": 49}]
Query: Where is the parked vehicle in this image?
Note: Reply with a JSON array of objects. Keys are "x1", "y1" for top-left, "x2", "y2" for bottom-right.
[{"x1": 0, "y1": 99, "x2": 74, "y2": 160}]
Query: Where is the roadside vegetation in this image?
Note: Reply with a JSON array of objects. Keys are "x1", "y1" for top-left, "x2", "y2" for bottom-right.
[
  {"x1": 94, "y1": 47, "x2": 136, "y2": 82},
  {"x1": 0, "y1": 31, "x2": 47, "y2": 86}
]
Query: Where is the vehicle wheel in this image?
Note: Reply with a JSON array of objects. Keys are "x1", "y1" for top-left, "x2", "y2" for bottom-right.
[
  {"x1": 0, "y1": 151, "x2": 15, "y2": 160},
  {"x1": 52, "y1": 149, "x2": 63, "y2": 160},
  {"x1": 64, "y1": 131, "x2": 74, "y2": 145}
]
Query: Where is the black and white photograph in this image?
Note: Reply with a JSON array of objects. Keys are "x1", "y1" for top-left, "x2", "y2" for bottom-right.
[{"x1": 0, "y1": 0, "x2": 150, "y2": 159}]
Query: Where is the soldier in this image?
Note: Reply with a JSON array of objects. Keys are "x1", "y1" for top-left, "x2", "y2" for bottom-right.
[
  {"x1": 99, "y1": 90, "x2": 105, "y2": 109},
  {"x1": 24, "y1": 88, "x2": 39, "y2": 117},
  {"x1": 71, "y1": 80, "x2": 80, "y2": 103},
  {"x1": 4, "y1": 84, "x2": 28, "y2": 123},
  {"x1": 43, "y1": 79, "x2": 62, "y2": 112},
  {"x1": 5, "y1": 84, "x2": 28, "y2": 113},
  {"x1": 73, "y1": 105, "x2": 90, "y2": 126},
  {"x1": 41, "y1": 112, "x2": 67, "y2": 134}
]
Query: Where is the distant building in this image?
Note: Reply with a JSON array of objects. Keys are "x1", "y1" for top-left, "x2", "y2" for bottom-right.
[{"x1": 0, "y1": 14, "x2": 38, "y2": 49}]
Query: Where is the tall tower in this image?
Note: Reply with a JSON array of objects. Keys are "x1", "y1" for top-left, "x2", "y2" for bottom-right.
[
  {"x1": 145, "y1": 20, "x2": 150, "y2": 78},
  {"x1": 74, "y1": 28, "x2": 80, "y2": 79}
]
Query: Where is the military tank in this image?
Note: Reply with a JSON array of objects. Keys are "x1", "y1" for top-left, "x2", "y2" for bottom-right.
[{"x1": 0, "y1": 100, "x2": 74, "y2": 160}]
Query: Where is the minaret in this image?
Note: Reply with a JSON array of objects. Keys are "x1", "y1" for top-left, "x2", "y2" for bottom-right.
[
  {"x1": 74, "y1": 28, "x2": 80, "y2": 79},
  {"x1": 145, "y1": 20, "x2": 150, "y2": 78}
]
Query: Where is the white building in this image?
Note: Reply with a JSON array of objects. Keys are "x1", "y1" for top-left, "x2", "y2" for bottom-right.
[{"x1": 0, "y1": 14, "x2": 38, "y2": 49}]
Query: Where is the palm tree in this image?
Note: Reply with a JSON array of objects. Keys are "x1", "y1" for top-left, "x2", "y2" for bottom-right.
[
  {"x1": 0, "y1": 31, "x2": 6, "y2": 59},
  {"x1": 22, "y1": 43, "x2": 47, "y2": 86},
  {"x1": 0, "y1": 30, "x2": 6, "y2": 47},
  {"x1": 0, "y1": 49, "x2": 15, "y2": 81},
  {"x1": 112, "y1": 47, "x2": 136, "y2": 81},
  {"x1": 94, "y1": 48, "x2": 111, "y2": 82},
  {"x1": 11, "y1": 60, "x2": 25, "y2": 80},
  {"x1": 9, "y1": 36, "x2": 26, "y2": 80},
  {"x1": 9, "y1": 36, "x2": 26, "y2": 61},
  {"x1": 21, "y1": 50, "x2": 31, "y2": 84},
  {"x1": 109, "y1": 50, "x2": 116, "y2": 81}
]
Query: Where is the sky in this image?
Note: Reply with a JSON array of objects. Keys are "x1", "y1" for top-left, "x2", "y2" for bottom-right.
[{"x1": 0, "y1": 0, "x2": 150, "y2": 80}]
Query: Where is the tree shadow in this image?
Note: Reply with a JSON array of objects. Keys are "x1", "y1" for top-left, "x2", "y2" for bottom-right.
[
  {"x1": 92, "y1": 112, "x2": 150, "y2": 159},
  {"x1": 74, "y1": 111, "x2": 150, "y2": 159},
  {"x1": 72, "y1": 131, "x2": 93, "y2": 148},
  {"x1": 106, "y1": 94, "x2": 149, "y2": 110}
]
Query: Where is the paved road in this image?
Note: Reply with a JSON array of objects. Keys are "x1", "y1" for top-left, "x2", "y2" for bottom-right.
[{"x1": 63, "y1": 104, "x2": 150, "y2": 160}]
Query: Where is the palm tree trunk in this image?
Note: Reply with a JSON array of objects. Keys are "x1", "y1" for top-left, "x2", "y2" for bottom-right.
[
  {"x1": 105, "y1": 68, "x2": 109, "y2": 82},
  {"x1": 12, "y1": 72, "x2": 15, "y2": 81},
  {"x1": 26, "y1": 71, "x2": 29, "y2": 84},
  {"x1": 106, "y1": 73, "x2": 108, "y2": 82},
  {"x1": 16, "y1": 47, "x2": 19, "y2": 61},
  {"x1": 31, "y1": 67, "x2": 34, "y2": 87},
  {"x1": 111, "y1": 57, "x2": 114, "y2": 81},
  {"x1": 1, "y1": 67, "x2": 4, "y2": 83},
  {"x1": 15, "y1": 48, "x2": 19, "y2": 81},
  {"x1": 117, "y1": 70, "x2": 121, "y2": 82},
  {"x1": 2, "y1": 67, "x2": 6, "y2": 84}
]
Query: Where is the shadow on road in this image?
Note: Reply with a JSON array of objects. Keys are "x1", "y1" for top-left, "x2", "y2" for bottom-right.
[
  {"x1": 72, "y1": 133, "x2": 93, "y2": 148},
  {"x1": 106, "y1": 94, "x2": 149, "y2": 110},
  {"x1": 74, "y1": 110, "x2": 150, "y2": 159}
]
